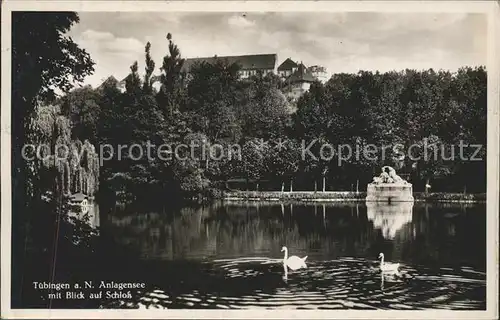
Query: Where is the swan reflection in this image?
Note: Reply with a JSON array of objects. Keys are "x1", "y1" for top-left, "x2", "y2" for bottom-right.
[{"x1": 366, "y1": 202, "x2": 413, "y2": 239}]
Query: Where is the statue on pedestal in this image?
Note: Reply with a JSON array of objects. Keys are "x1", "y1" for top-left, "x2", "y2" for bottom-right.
[
  {"x1": 367, "y1": 166, "x2": 413, "y2": 202},
  {"x1": 372, "y1": 166, "x2": 407, "y2": 184}
]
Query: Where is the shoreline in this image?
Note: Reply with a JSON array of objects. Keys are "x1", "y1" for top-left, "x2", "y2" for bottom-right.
[{"x1": 221, "y1": 191, "x2": 486, "y2": 204}]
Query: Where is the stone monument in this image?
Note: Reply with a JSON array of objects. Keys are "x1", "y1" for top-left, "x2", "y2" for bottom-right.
[{"x1": 366, "y1": 166, "x2": 414, "y2": 202}]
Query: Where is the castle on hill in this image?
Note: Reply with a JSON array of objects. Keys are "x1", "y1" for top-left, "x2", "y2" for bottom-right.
[{"x1": 99, "y1": 54, "x2": 328, "y2": 100}]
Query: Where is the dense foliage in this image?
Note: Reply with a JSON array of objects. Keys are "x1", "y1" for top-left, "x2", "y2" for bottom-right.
[
  {"x1": 11, "y1": 12, "x2": 96, "y2": 307},
  {"x1": 12, "y1": 12, "x2": 95, "y2": 202},
  {"x1": 293, "y1": 68, "x2": 486, "y2": 192},
  {"x1": 62, "y1": 37, "x2": 486, "y2": 198}
]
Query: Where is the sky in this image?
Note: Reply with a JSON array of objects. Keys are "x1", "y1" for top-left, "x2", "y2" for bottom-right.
[{"x1": 67, "y1": 12, "x2": 487, "y2": 88}]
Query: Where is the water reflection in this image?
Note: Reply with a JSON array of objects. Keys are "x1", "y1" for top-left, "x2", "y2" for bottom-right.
[
  {"x1": 104, "y1": 202, "x2": 485, "y2": 269},
  {"x1": 366, "y1": 202, "x2": 413, "y2": 240},
  {"x1": 99, "y1": 201, "x2": 485, "y2": 310}
]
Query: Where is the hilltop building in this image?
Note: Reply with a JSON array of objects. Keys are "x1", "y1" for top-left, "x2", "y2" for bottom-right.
[
  {"x1": 307, "y1": 65, "x2": 328, "y2": 83},
  {"x1": 283, "y1": 63, "x2": 316, "y2": 100},
  {"x1": 180, "y1": 53, "x2": 277, "y2": 79},
  {"x1": 98, "y1": 54, "x2": 327, "y2": 100},
  {"x1": 97, "y1": 76, "x2": 127, "y2": 93},
  {"x1": 277, "y1": 58, "x2": 299, "y2": 79},
  {"x1": 98, "y1": 75, "x2": 162, "y2": 93}
]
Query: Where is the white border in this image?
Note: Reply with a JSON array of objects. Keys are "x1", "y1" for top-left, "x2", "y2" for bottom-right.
[{"x1": 1, "y1": 1, "x2": 498, "y2": 319}]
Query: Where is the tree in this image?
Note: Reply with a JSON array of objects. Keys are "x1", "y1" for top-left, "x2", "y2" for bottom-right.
[
  {"x1": 411, "y1": 135, "x2": 454, "y2": 192},
  {"x1": 12, "y1": 12, "x2": 94, "y2": 110},
  {"x1": 142, "y1": 42, "x2": 156, "y2": 94},
  {"x1": 239, "y1": 139, "x2": 270, "y2": 190},
  {"x1": 170, "y1": 133, "x2": 211, "y2": 197},
  {"x1": 125, "y1": 61, "x2": 142, "y2": 97},
  {"x1": 12, "y1": 11, "x2": 95, "y2": 200},
  {"x1": 294, "y1": 81, "x2": 346, "y2": 190},
  {"x1": 60, "y1": 86, "x2": 101, "y2": 143},
  {"x1": 186, "y1": 59, "x2": 242, "y2": 140},
  {"x1": 96, "y1": 76, "x2": 125, "y2": 146},
  {"x1": 12, "y1": 12, "x2": 94, "y2": 305},
  {"x1": 157, "y1": 33, "x2": 185, "y2": 116},
  {"x1": 294, "y1": 81, "x2": 330, "y2": 141},
  {"x1": 266, "y1": 139, "x2": 301, "y2": 192},
  {"x1": 240, "y1": 78, "x2": 291, "y2": 139}
]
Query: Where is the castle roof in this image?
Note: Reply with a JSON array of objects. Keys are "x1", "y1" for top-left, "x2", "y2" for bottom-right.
[
  {"x1": 277, "y1": 58, "x2": 298, "y2": 71},
  {"x1": 180, "y1": 53, "x2": 277, "y2": 72},
  {"x1": 286, "y1": 63, "x2": 316, "y2": 83}
]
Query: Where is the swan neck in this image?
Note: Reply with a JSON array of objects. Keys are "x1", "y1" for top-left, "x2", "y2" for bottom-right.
[
  {"x1": 283, "y1": 248, "x2": 288, "y2": 260},
  {"x1": 380, "y1": 255, "x2": 384, "y2": 266}
]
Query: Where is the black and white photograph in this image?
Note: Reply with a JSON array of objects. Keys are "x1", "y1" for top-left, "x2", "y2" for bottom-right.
[{"x1": 1, "y1": 1, "x2": 499, "y2": 319}]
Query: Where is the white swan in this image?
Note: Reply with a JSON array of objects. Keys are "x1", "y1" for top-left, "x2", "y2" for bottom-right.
[
  {"x1": 281, "y1": 246, "x2": 307, "y2": 271},
  {"x1": 378, "y1": 253, "x2": 400, "y2": 272}
]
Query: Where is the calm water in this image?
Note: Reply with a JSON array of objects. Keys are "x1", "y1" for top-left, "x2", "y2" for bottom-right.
[{"x1": 90, "y1": 201, "x2": 486, "y2": 310}]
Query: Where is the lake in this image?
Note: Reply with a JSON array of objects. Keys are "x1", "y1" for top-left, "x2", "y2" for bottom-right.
[{"x1": 85, "y1": 201, "x2": 486, "y2": 310}]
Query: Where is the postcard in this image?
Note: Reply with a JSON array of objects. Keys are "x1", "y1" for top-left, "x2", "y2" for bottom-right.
[{"x1": 1, "y1": 1, "x2": 498, "y2": 319}]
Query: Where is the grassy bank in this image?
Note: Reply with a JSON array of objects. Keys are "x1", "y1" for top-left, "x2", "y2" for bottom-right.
[
  {"x1": 413, "y1": 192, "x2": 486, "y2": 203},
  {"x1": 222, "y1": 191, "x2": 486, "y2": 203},
  {"x1": 223, "y1": 191, "x2": 366, "y2": 202}
]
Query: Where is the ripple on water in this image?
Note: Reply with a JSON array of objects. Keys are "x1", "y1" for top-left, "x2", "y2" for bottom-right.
[
  {"x1": 180, "y1": 296, "x2": 202, "y2": 302},
  {"x1": 148, "y1": 292, "x2": 169, "y2": 299},
  {"x1": 101, "y1": 258, "x2": 485, "y2": 310}
]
